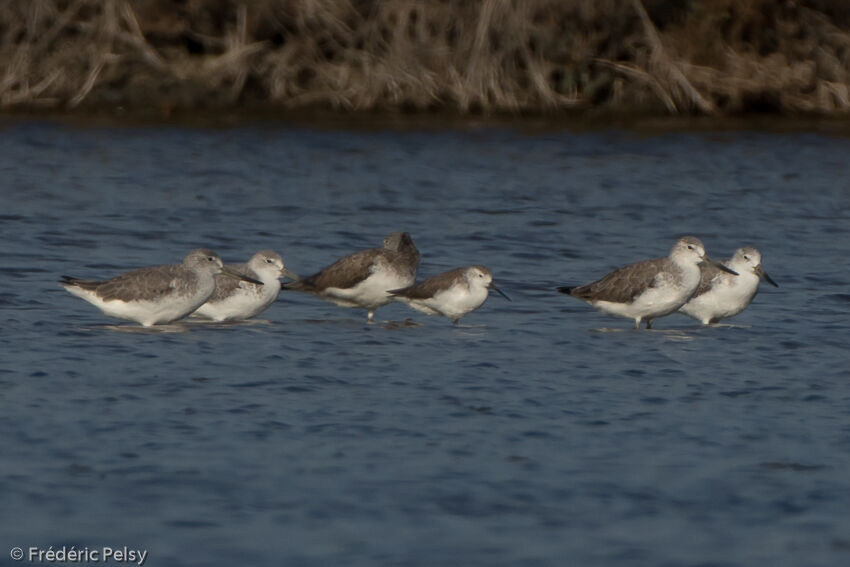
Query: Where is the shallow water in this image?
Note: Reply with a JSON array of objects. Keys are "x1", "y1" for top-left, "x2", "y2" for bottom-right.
[{"x1": 2, "y1": 118, "x2": 850, "y2": 566}]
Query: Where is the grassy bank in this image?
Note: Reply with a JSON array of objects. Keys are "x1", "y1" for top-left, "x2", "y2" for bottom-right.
[{"x1": 2, "y1": 0, "x2": 850, "y2": 116}]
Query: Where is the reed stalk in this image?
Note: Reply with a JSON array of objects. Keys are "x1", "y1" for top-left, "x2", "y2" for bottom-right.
[{"x1": 1, "y1": 0, "x2": 848, "y2": 114}]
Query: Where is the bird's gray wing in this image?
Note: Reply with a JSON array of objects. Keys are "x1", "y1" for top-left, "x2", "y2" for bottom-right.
[
  {"x1": 286, "y1": 248, "x2": 382, "y2": 292},
  {"x1": 67, "y1": 265, "x2": 189, "y2": 302},
  {"x1": 689, "y1": 262, "x2": 726, "y2": 299},
  {"x1": 569, "y1": 258, "x2": 666, "y2": 304},
  {"x1": 390, "y1": 268, "x2": 466, "y2": 299},
  {"x1": 207, "y1": 262, "x2": 255, "y2": 301}
]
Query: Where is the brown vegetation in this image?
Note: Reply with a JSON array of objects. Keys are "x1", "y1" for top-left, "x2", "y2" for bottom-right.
[{"x1": 2, "y1": 0, "x2": 850, "y2": 115}]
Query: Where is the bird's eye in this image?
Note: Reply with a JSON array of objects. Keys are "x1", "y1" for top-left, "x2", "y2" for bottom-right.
[
  {"x1": 743, "y1": 255, "x2": 750, "y2": 261},
  {"x1": 687, "y1": 245, "x2": 695, "y2": 250},
  {"x1": 208, "y1": 256, "x2": 215, "y2": 262}
]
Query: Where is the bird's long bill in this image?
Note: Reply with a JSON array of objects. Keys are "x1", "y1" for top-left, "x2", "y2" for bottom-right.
[
  {"x1": 756, "y1": 265, "x2": 779, "y2": 287},
  {"x1": 221, "y1": 266, "x2": 263, "y2": 286},
  {"x1": 280, "y1": 267, "x2": 300, "y2": 281},
  {"x1": 703, "y1": 256, "x2": 738, "y2": 276},
  {"x1": 491, "y1": 285, "x2": 511, "y2": 301}
]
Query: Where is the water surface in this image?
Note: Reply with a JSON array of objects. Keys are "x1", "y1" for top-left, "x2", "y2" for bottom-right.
[{"x1": 1, "y1": 119, "x2": 849, "y2": 566}]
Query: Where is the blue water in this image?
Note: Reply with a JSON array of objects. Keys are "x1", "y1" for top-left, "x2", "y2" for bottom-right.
[{"x1": 2, "y1": 118, "x2": 850, "y2": 566}]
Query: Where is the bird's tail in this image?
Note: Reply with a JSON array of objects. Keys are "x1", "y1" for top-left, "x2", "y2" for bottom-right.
[
  {"x1": 59, "y1": 275, "x2": 86, "y2": 287},
  {"x1": 282, "y1": 278, "x2": 313, "y2": 292}
]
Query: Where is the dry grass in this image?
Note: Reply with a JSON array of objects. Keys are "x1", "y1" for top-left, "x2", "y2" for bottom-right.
[{"x1": 1, "y1": 0, "x2": 849, "y2": 114}]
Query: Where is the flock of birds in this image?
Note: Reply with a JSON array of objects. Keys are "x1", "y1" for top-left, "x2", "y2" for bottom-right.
[
  {"x1": 559, "y1": 236, "x2": 777, "y2": 329},
  {"x1": 60, "y1": 233, "x2": 777, "y2": 330}
]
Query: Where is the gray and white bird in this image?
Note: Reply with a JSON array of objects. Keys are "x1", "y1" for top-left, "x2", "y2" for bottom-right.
[
  {"x1": 390, "y1": 265, "x2": 510, "y2": 325},
  {"x1": 678, "y1": 246, "x2": 777, "y2": 325},
  {"x1": 192, "y1": 250, "x2": 298, "y2": 321},
  {"x1": 558, "y1": 236, "x2": 737, "y2": 329},
  {"x1": 284, "y1": 232, "x2": 420, "y2": 322},
  {"x1": 60, "y1": 249, "x2": 262, "y2": 326}
]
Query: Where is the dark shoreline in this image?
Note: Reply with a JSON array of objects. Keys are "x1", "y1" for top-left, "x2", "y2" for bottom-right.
[{"x1": 5, "y1": 106, "x2": 850, "y2": 138}]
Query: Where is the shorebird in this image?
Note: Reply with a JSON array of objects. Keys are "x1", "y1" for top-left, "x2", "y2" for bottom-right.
[
  {"x1": 284, "y1": 231, "x2": 420, "y2": 322},
  {"x1": 192, "y1": 250, "x2": 298, "y2": 321},
  {"x1": 679, "y1": 246, "x2": 777, "y2": 324},
  {"x1": 390, "y1": 265, "x2": 510, "y2": 325},
  {"x1": 60, "y1": 249, "x2": 262, "y2": 326},
  {"x1": 557, "y1": 236, "x2": 737, "y2": 329}
]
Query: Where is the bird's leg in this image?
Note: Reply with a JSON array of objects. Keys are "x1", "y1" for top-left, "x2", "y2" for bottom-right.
[
  {"x1": 367, "y1": 310, "x2": 375, "y2": 323},
  {"x1": 646, "y1": 319, "x2": 653, "y2": 329}
]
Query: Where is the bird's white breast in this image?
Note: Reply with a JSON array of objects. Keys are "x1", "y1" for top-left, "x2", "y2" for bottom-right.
[
  {"x1": 194, "y1": 279, "x2": 281, "y2": 321},
  {"x1": 421, "y1": 283, "x2": 488, "y2": 320},
  {"x1": 680, "y1": 270, "x2": 759, "y2": 323},
  {"x1": 324, "y1": 267, "x2": 414, "y2": 309}
]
